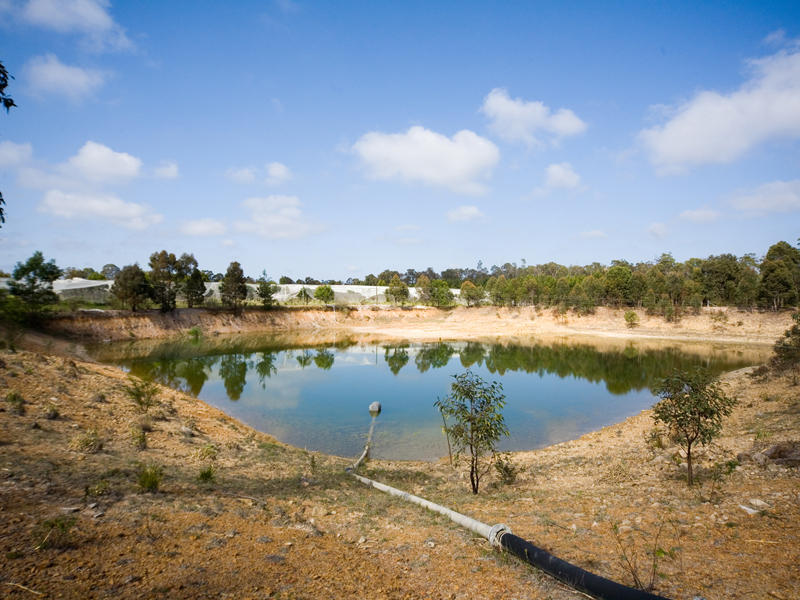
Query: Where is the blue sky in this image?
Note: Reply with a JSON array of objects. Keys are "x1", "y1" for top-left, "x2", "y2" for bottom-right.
[{"x1": 1, "y1": 0, "x2": 799, "y2": 279}]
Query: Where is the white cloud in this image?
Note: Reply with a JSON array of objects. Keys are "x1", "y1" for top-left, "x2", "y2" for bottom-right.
[
  {"x1": 154, "y1": 160, "x2": 179, "y2": 179},
  {"x1": 447, "y1": 205, "x2": 484, "y2": 222},
  {"x1": 352, "y1": 125, "x2": 499, "y2": 194},
  {"x1": 226, "y1": 166, "x2": 257, "y2": 184},
  {"x1": 265, "y1": 161, "x2": 292, "y2": 185},
  {"x1": 180, "y1": 218, "x2": 226, "y2": 236},
  {"x1": 25, "y1": 54, "x2": 105, "y2": 102},
  {"x1": 579, "y1": 229, "x2": 607, "y2": 239},
  {"x1": 235, "y1": 195, "x2": 316, "y2": 239},
  {"x1": 67, "y1": 141, "x2": 141, "y2": 182},
  {"x1": 0, "y1": 141, "x2": 33, "y2": 167},
  {"x1": 731, "y1": 180, "x2": 800, "y2": 214},
  {"x1": 39, "y1": 189, "x2": 162, "y2": 229},
  {"x1": 545, "y1": 162, "x2": 581, "y2": 189},
  {"x1": 639, "y1": 48, "x2": 800, "y2": 173},
  {"x1": 532, "y1": 162, "x2": 585, "y2": 196},
  {"x1": 480, "y1": 88, "x2": 587, "y2": 146},
  {"x1": 679, "y1": 208, "x2": 720, "y2": 223},
  {"x1": 21, "y1": 0, "x2": 132, "y2": 51},
  {"x1": 647, "y1": 222, "x2": 668, "y2": 239},
  {"x1": 395, "y1": 224, "x2": 420, "y2": 232}
]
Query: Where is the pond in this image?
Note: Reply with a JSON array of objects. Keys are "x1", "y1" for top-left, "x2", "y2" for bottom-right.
[{"x1": 88, "y1": 335, "x2": 766, "y2": 461}]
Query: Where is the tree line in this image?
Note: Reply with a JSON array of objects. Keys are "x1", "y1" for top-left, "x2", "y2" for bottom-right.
[{"x1": 1, "y1": 240, "x2": 799, "y2": 321}]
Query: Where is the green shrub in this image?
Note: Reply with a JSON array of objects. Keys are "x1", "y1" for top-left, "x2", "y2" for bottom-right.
[
  {"x1": 123, "y1": 376, "x2": 160, "y2": 414},
  {"x1": 137, "y1": 463, "x2": 163, "y2": 492},
  {"x1": 5, "y1": 391, "x2": 25, "y2": 415},
  {"x1": 130, "y1": 426, "x2": 147, "y2": 450},
  {"x1": 198, "y1": 465, "x2": 215, "y2": 483},
  {"x1": 85, "y1": 480, "x2": 110, "y2": 497},
  {"x1": 197, "y1": 443, "x2": 218, "y2": 460},
  {"x1": 493, "y1": 454, "x2": 518, "y2": 485},
  {"x1": 34, "y1": 516, "x2": 76, "y2": 550},
  {"x1": 70, "y1": 429, "x2": 103, "y2": 454},
  {"x1": 624, "y1": 310, "x2": 639, "y2": 329}
]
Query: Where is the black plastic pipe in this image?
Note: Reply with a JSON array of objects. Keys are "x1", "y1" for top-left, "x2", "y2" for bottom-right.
[{"x1": 498, "y1": 532, "x2": 670, "y2": 600}]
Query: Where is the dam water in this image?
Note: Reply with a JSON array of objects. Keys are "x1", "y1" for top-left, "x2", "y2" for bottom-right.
[{"x1": 88, "y1": 335, "x2": 765, "y2": 461}]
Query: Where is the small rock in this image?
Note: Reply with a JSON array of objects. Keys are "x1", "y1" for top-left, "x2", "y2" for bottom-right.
[
  {"x1": 739, "y1": 504, "x2": 759, "y2": 515},
  {"x1": 256, "y1": 536, "x2": 272, "y2": 544},
  {"x1": 93, "y1": 511, "x2": 105, "y2": 518},
  {"x1": 265, "y1": 554, "x2": 285, "y2": 564},
  {"x1": 88, "y1": 502, "x2": 98, "y2": 509},
  {"x1": 61, "y1": 506, "x2": 81, "y2": 513},
  {"x1": 358, "y1": 536, "x2": 366, "y2": 544},
  {"x1": 180, "y1": 426, "x2": 195, "y2": 437},
  {"x1": 749, "y1": 499, "x2": 769, "y2": 509},
  {"x1": 425, "y1": 540, "x2": 435, "y2": 548},
  {"x1": 752, "y1": 452, "x2": 768, "y2": 467},
  {"x1": 225, "y1": 529, "x2": 237, "y2": 538},
  {"x1": 123, "y1": 575, "x2": 141, "y2": 585}
]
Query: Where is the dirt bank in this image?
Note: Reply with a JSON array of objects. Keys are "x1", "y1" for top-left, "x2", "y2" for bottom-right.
[
  {"x1": 2, "y1": 340, "x2": 798, "y2": 598},
  {"x1": 45, "y1": 305, "x2": 793, "y2": 345}
]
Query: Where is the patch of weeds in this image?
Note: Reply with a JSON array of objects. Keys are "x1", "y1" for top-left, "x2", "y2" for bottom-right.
[
  {"x1": 611, "y1": 520, "x2": 680, "y2": 593},
  {"x1": 137, "y1": 463, "x2": 164, "y2": 493},
  {"x1": 34, "y1": 516, "x2": 77, "y2": 550},
  {"x1": 755, "y1": 428, "x2": 773, "y2": 441},
  {"x1": 85, "y1": 479, "x2": 110, "y2": 497},
  {"x1": 6, "y1": 550, "x2": 24, "y2": 559},
  {"x1": 123, "y1": 376, "x2": 160, "y2": 414},
  {"x1": 493, "y1": 453, "x2": 518, "y2": 485},
  {"x1": 42, "y1": 401, "x2": 60, "y2": 420},
  {"x1": 197, "y1": 443, "x2": 218, "y2": 460},
  {"x1": 188, "y1": 326, "x2": 202, "y2": 341},
  {"x1": 5, "y1": 391, "x2": 25, "y2": 415},
  {"x1": 69, "y1": 429, "x2": 103, "y2": 454},
  {"x1": 645, "y1": 426, "x2": 665, "y2": 450},
  {"x1": 198, "y1": 465, "x2": 215, "y2": 483},
  {"x1": 130, "y1": 425, "x2": 147, "y2": 450},
  {"x1": 760, "y1": 393, "x2": 780, "y2": 402}
]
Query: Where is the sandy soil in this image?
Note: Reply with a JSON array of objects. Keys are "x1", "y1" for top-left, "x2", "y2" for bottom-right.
[
  {"x1": 1, "y1": 310, "x2": 798, "y2": 599},
  {"x1": 44, "y1": 305, "x2": 792, "y2": 346}
]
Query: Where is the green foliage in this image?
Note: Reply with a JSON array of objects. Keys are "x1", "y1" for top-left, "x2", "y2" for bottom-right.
[
  {"x1": 130, "y1": 425, "x2": 147, "y2": 450},
  {"x1": 257, "y1": 273, "x2": 278, "y2": 307},
  {"x1": 770, "y1": 312, "x2": 800, "y2": 372},
  {"x1": 70, "y1": 429, "x2": 103, "y2": 454},
  {"x1": 652, "y1": 369, "x2": 736, "y2": 485},
  {"x1": 183, "y1": 267, "x2": 207, "y2": 308},
  {"x1": 386, "y1": 274, "x2": 409, "y2": 305},
  {"x1": 8, "y1": 251, "x2": 62, "y2": 317},
  {"x1": 111, "y1": 264, "x2": 152, "y2": 311},
  {"x1": 198, "y1": 465, "x2": 215, "y2": 483},
  {"x1": 5, "y1": 391, "x2": 25, "y2": 415},
  {"x1": 123, "y1": 376, "x2": 160, "y2": 414},
  {"x1": 624, "y1": 310, "x2": 640, "y2": 328},
  {"x1": 296, "y1": 286, "x2": 312, "y2": 305},
  {"x1": 35, "y1": 516, "x2": 76, "y2": 550},
  {"x1": 429, "y1": 279, "x2": 454, "y2": 307},
  {"x1": 85, "y1": 479, "x2": 110, "y2": 497},
  {"x1": 415, "y1": 274, "x2": 431, "y2": 304},
  {"x1": 493, "y1": 453, "x2": 518, "y2": 485},
  {"x1": 42, "y1": 401, "x2": 59, "y2": 420},
  {"x1": 460, "y1": 280, "x2": 483, "y2": 306},
  {"x1": 219, "y1": 261, "x2": 248, "y2": 312},
  {"x1": 314, "y1": 284, "x2": 335, "y2": 304},
  {"x1": 434, "y1": 370, "x2": 508, "y2": 494},
  {"x1": 137, "y1": 463, "x2": 164, "y2": 492}
]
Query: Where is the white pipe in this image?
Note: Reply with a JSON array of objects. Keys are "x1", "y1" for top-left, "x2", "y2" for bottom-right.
[{"x1": 350, "y1": 471, "x2": 510, "y2": 547}]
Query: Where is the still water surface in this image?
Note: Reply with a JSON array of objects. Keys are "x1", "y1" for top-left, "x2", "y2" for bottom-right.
[{"x1": 89, "y1": 336, "x2": 762, "y2": 461}]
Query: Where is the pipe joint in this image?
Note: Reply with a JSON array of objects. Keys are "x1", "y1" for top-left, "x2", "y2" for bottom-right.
[{"x1": 488, "y1": 523, "x2": 511, "y2": 548}]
